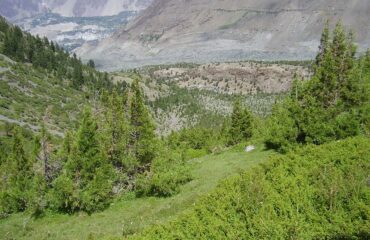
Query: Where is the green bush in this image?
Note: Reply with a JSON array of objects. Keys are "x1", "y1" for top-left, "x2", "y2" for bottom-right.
[
  {"x1": 167, "y1": 126, "x2": 224, "y2": 157},
  {"x1": 136, "y1": 153, "x2": 192, "y2": 197},
  {"x1": 132, "y1": 137, "x2": 370, "y2": 239},
  {"x1": 265, "y1": 100, "x2": 299, "y2": 153},
  {"x1": 49, "y1": 174, "x2": 79, "y2": 213}
]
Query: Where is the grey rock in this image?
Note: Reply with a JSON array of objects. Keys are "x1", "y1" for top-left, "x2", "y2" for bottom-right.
[{"x1": 76, "y1": 0, "x2": 370, "y2": 71}]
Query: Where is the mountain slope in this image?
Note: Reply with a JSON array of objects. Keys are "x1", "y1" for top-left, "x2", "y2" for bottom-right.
[
  {"x1": 0, "y1": 0, "x2": 153, "y2": 19},
  {"x1": 132, "y1": 137, "x2": 370, "y2": 239},
  {"x1": 0, "y1": 0, "x2": 42, "y2": 20},
  {"x1": 77, "y1": 0, "x2": 370, "y2": 70},
  {"x1": 0, "y1": 17, "x2": 113, "y2": 136},
  {"x1": 0, "y1": 54, "x2": 87, "y2": 137},
  {"x1": 1, "y1": 1, "x2": 154, "y2": 51},
  {"x1": 45, "y1": 0, "x2": 153, "y2": 17}
]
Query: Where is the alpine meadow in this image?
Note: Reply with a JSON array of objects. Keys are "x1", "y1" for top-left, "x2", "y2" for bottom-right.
[{"x1": 0, "y1": 1, "x2": 369, "y2": 240}]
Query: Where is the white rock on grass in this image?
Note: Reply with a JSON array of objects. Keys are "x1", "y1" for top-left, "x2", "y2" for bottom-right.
[{"x1": 245, "y1": 145, "x2": 255, "y2": 152}]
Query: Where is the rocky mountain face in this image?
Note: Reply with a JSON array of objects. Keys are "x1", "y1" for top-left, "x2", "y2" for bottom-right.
[
  {"x1": 1, "y1": 0, "x2": 153, "y2": 51},
  {"x1": 45, "y1": 0, "x2": 152, "y2": 17},
  {"x1": 0, "y1": 0, "x2": 42, "y2": 20},
  {"x1": 0, "y1": 0, "x2": 152, "y2": 19},
  {"x1": 76, "y1": 0, "x2": 370, "y2": 70}
]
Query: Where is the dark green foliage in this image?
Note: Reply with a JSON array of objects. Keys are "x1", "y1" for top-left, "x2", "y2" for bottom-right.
[
  {"x1": 87, "y1": 59, "x2": 95, "y2": 69},
  {"x1": 0, "y1": 127, "x2": 40, "y2": 217},
  {"x1": 59, "y1": 131, "x2": 73, "y2": 164},
  {"x1": 133, "y1": 137, "x2": 370, "y2": 239},
  {"x1": 72, "y1": 59, "x2": 84, "y2": 88},
  {"x1": 168, "y1": 127, "x2": 211, "y2": 150},
  {"x1": 101, "y1": 89, "x2": 133, "y2": 171},
  {"x1": 265, "y1": 100, "x2": 299, "y2": 152},
  {"x1": 0, "y1": 75, "x2": 161, "y2": 215},
  {"x1": 167, "y1": 126, "x2": 225, "y2": 159},
  {"x1": 51, "y1": 108, "x2": 115, "y2": 213},
  {"x1": 0, "y1": 17, "x2": 112, "y2": 91},
  {"x1": 136, "y1": 151, "x2": 191, "y2": 198},
  {"x1": 266, "y1": 22, "x2": 369, "y2": 152},
  {"x1": 129, "y1": 79, "x2": 157, "y2": 164},
  {"x1": 100, "y1": 80, "x2": 157, "y2": 178},
  {"x1": 228, "y1": 99, "x2": 254, "y2": 145},
  {"x1": 359, "y1": 49, "x2": 370, "y2": 135},
  {"x1": 0, "y1": 16, "x2": 9, "y2": 34}
]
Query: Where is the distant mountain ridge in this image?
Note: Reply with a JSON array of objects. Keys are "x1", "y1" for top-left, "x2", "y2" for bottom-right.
[
  {"x1": 44, "y1": 0, "x2": 153, "y2": 17},
  {"x1": 0, "y1": 0, "x2": 154, "y2": 52},
  {"x1": 76, "y1": 0, "x2": 370, "y2": 70},
  {"x1": 0, "y1": 0, "x2": 152, "y2": 19}
]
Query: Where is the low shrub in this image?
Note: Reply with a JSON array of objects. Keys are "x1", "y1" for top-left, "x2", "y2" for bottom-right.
[{"x1": 132, "y1": 137, "x2": 370, "y2": 239}]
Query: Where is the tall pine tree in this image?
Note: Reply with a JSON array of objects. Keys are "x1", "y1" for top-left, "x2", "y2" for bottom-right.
[
  {"x1": 129, "y1": 79, "x2": 157, "y2": 165},
  {"x1": 229, "y1": 99, "x2": 254, "y2": 145},
  {"x1": 0, "y1": 127, "x2": 36, "y2": 214},
  {"x1": 266, "y1": 21, "x2": 368, "y2": 151},
  {"x1": 102, "y1": 89, "x2": 134, "y2": 171},
  {"x1": 52, "y1": 108, "x2": 115, "y2": 213}
]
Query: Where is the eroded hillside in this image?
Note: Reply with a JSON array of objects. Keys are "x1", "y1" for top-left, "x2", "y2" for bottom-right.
[
  {"x1": 77, "y1": 0, "x2": 370, "y2": 70},
  {"x1": 112, "y1": 61, "x2": 309, "y2": 134}
]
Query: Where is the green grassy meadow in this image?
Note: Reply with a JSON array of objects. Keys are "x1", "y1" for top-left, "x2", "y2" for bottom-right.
[{"x1": 0, "y1": 144, "x2": 272, "y2": 240}]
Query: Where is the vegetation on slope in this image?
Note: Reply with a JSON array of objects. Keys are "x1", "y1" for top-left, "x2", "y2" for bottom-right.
[
  {"x1": 131, "y1": 137, "x2": 369, "y2": 239},
  {"x1": 129, "y1": 21, "x2": 370, "y2": 240},
  {"x1": 0, "y1": 79, "x2": 162, "y2": 216},
  {"x1": 0, "y1": 56, "x2": 89, "y2": 134},
  {"x1": 114, "y1": 68, "x2": 284, "y2": 134},
  {"x1": 0, "y1": 16, "x2": 118, "y2": 134},
  {"x1": 266, "y1": 22, "x2": 369, "y2": 152},
  {"x1": 0, "y1": 16, "x2": 112, "y2": 91},
  {"x1": 0, "y1": 144, "x2": 272, "y2": 240},
  {"x1": 0, "y1": 16, "x2": 369, "y2": 240}
]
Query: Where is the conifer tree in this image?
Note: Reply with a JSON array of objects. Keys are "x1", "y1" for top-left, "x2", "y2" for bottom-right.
[
  {"x1": 34, "y1": 125, "x2": 52, "y2": 185},
  {"x1": 240, "y1": 107, "x2": 254, "y2": 140},
  {"x1": 229, "y1": 99, "x2": 243, "y2": 144},
  {"x1": 68, "y1": 108, "x2": 106, "y2": 183},
  {"x1": 0, "y1": 127, "x2": 35, "y2": 213},
  {"x1": 54, "y1": 130, "x2": 73, "y2": 176},
  {"x1": 11, "y1": 127, "x2": 32, "y2": 179},
  {"x1": 53, "y1": 108, "x2": 115, "y2": 213},
  {"x1": 87, "y1": 59, "x2": 95, "y2": 69},
  {"x1": 266, "y1": 22, "x2": 368, "y2": 150},
  {"x1": 72, "y1": 63, "x2": 84, "y2": 88},
  {"x1": 3, "y1": 29, "x2": 15, "y2": 57},
  {"x1": 229, "y1": 99, "x2": 254, "y2": 144},
  {"x1": 0, "y1": 17, "x2": 9, "y2": 33},
  {"x1": 102, "y1": 89, "x2": 132, "y2": 170},
  {"x1": 315, "y1": 21, "x2": 330, "y2": 67},
  {"x1": 129, "y1": 79, "x2": 156, "y2": 164}
]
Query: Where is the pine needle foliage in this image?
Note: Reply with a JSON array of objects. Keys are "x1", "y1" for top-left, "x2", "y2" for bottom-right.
[{"x1": 266, "y1": 22, "x2": 369, "y2": 152}]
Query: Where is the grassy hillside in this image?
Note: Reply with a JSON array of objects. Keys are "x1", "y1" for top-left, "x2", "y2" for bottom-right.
[
  {"x1": 130, "y1": 137, "x2": 370, "y2": 239},
  {"x1": 0, "y1": 16, "x2": 113, "y2": 136},
  {"x1": 0, "y1": 143, "x2": 272, "y2": 240},
  {"x1": 0, "y1": 54, "x2": 91, "y2": 136}
]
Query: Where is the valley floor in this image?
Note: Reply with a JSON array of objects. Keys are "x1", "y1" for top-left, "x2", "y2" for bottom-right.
[{"x1": 0, "y1": 144, "x2": 272, "y2": 240}]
